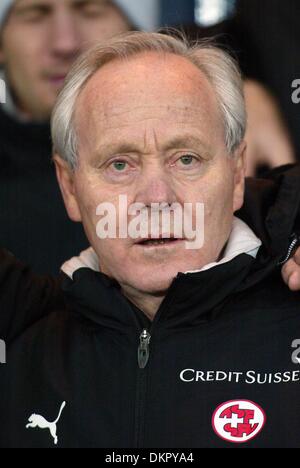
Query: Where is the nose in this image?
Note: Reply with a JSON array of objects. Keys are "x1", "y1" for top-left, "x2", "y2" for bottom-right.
[
  {"x1": 50, "y1": 12, "x2": 81, "y2": 60},
  {"x1": 135, "y1": 169, "x2": 177, "y2": 208}
]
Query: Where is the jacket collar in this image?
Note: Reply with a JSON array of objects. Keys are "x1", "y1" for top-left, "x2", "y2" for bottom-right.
[
  {"x1": 61, "y1": 218, "x2": 262, "y2": 330},
  {"x1": 61, "y1": 217, "x2": 261, "y2": 279}
]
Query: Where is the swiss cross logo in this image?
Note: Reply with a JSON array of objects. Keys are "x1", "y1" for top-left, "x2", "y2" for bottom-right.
[{"x1": 212, "y1": 400, "x2": 266, "y2": 443}]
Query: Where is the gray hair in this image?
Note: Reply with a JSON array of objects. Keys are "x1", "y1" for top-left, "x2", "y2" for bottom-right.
[{"x1": 51, "y1": 31, "x2": 246, "y2": 169}]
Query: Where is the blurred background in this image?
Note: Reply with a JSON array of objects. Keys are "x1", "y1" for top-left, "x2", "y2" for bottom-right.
[{"x1": 145, "y1": 0, "x2": 300, "y2": 162}]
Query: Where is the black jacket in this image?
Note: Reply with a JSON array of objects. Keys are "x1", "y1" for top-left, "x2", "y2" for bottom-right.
[
  {"x1": 0, "y1": 166, "x2": 300, "y2": 448},
  {"x1": 0, "y1": 107, "x2": 87, "y2": 275}
]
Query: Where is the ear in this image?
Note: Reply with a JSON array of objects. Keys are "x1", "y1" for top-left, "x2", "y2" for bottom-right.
[
  {"x1": 53, "y1": 155, "x2": 82, "y2": 222},
  {"x1": 232, "y1": 140, "x2": 247, "y2": 212}
]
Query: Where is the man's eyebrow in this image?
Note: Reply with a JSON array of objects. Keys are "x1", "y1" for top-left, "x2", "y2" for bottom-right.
[
  {"x1": 94, "y1": 135, "x2": 213, "y2": 160},
  {"x1": 14, "y1": 0, "x2": 103, "y2": 12},
  {"x1": 71, "y1": 0, "x2": 107, "y2": 6},
  {"x1": 94, "y1": 143, "x2": 141, "y2": 158},
  {"x1": 162, "y1": 136, "x2": 213, "y2": 155},
  {"x1": 13, "y1": 1, "x2": 52, "y2": 13}
]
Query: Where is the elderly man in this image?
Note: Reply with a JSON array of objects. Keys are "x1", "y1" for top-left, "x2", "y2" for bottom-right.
[
  {"x1": 0, "y1": 32, "x2": 300, "y2": 448},
  {"x1": 0, "y1": 0, "x2": 148, "y2": 274},
  {"x1": 0, "y1": 0, "x2": 294, "y2": 277}
]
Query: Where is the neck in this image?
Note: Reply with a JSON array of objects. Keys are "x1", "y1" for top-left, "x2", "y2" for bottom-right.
[{"x1": 121, "y1": 285, "x2": 166, "y2": 321}]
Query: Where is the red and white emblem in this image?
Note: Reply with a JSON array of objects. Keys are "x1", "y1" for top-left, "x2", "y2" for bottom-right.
[{"x1": 212, "y1": 400, "x2": 266, "y2": 443}]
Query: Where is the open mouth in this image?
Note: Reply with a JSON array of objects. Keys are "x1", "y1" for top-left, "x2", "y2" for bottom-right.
[{"x1": 137, "y1": 238, "x2": 184, "y2": 247}]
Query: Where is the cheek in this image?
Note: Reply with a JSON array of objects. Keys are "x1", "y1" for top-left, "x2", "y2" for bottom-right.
[
  {"x1": 77, "y1": 188, "x2": 100, "y2": 229},
  {"x1": 3, "y1": 27, "x2": 35, "y2": 62},
  {"x1": 74, "y1": 175, "x2": 120, "y2": 235},
  {"x1": 198, "y1": 170, "x2": 235, "y2": 223},
  {"x1": 194, "y1": 172, "x2": 234, "y2": 257},
  {"x1": 3, "y1": 37, "x2": 40, "y2": 90}
]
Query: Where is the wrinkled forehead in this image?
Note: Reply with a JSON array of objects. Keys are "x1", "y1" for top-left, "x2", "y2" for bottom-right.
[{"x1": 74, "y1": 52, "x2": 224, "y2": 145}]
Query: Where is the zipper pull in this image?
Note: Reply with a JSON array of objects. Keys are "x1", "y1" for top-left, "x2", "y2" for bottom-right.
[{"x1": 138, "y1": 329, "x2": 151, "y2": 369}]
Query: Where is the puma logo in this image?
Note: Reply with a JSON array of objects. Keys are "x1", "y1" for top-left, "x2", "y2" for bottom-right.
[{"x1": 26, "y1": 401, "x2": 66, "y2": 445}]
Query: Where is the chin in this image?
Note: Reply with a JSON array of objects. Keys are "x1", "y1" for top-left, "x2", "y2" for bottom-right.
[{"x1": 123, "y1": 265, "x2": 185, "y2": 295}]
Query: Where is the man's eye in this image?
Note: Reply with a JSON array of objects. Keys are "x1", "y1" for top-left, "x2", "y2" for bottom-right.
[
  {"x1": 178, "y1": 154, "x2": 199, "y2": 166},
  {"x1": 75, "y1": 1, "x2": 108, "y2": 17},
  {"x1": 19, "y1": 7, "x2": 49, "y2": 22},
  {"x1": 112, "y1": 161, "x2": 128, "y2": 172}
]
